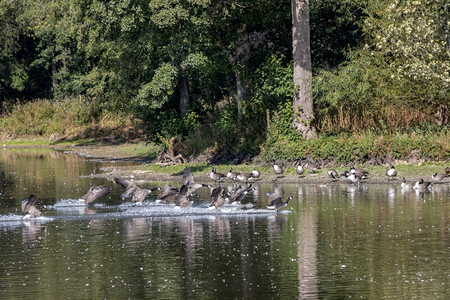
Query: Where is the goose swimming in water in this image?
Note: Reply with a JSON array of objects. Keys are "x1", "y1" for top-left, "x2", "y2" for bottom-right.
[
  {"x1": 265, "y1": 191, "x2": 292, "y2": 210},
  {"x1": 21, "y1": 194, "x2": 41, "y2": 218},
  {"x1": 431, "y1": 172, "x2": 448, "y2": 182},
  {"x1": 401, "y1": 178, "x2": 415, "y2": 190},
  {"x1": 413, "y1": 179, "x2": 431, "y2": 192},
  {"x1": 79, "y1": 185, "x2": 112, "y2": 204}
]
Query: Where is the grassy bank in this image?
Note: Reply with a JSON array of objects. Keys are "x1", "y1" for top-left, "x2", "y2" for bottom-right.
[
  {"x1": 0, "y1": 99, "x2": 143, "y2": 141},
  {"x1": 1, "y1": 99, "x2": 448, "y2": 167}
]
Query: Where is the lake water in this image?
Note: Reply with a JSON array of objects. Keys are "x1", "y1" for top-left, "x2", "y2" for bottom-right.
[{"x1": 0, "y1": 149, "x2": 448, "y2": 299}]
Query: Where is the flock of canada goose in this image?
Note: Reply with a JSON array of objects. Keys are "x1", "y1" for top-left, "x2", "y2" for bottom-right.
[{"x1": 20, "y1": 164, "x2": 449, "y2": 219}]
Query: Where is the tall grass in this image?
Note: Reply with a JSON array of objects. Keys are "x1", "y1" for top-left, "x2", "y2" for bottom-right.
[{"x1": 0, "y1": 98, "x2": 142, "y2": 140}]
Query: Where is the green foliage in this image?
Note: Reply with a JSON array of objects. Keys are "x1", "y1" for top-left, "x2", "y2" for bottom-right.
[{"x1": 260, "y1": 127, "x2": 449, "y2": 163}]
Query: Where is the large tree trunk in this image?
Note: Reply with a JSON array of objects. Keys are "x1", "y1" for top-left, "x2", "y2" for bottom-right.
[
  {"x1": 179, "y1": 75, "x2": 189, "y2": 116},
  {"x1": 292, "y1": 0, "x2": 317, "y2": 139}
]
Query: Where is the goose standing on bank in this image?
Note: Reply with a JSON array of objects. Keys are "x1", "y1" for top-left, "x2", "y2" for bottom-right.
[
  {"x1": 350, "y1": 166, "x2": 369, "y2": 179},
  {"x1": 208, "y1": 186, "x2": 229, "y2": 209},
  {"x1": 346, "y1": 173, "x2": 363, "y2": 185},
  {"x1": 296, "y1": 165, "x2": 305, "y2": 177},
  {"x1": 305, "y1": 162, "x2": 319, "y2": 173},
  {"x1": 251, "y1": 169, "x2": 261, "y2": 180},
  {"x1": 272, "y1": 164, "x2": 284, "y2": 178},
  {"x1": 327, "y1": 169, "x2": 339, "y2": 181},
  {"x1": 210, "y1": 166, "x2": 226, "y2": 184},
  {"x1": 386, "y1": 166, "x2": 397, "y2": 180},
  {"x1": 227, "y1": 168, "x2": 238, "y2": 181},
  {"x1": 236, "y1": 172, "x2": 254, "y2": 184},
  {"x1": 79, "y1": 185, "x2": 112, "y2": 204},
  {"x1": 445, "y1": 167, "x2": 450, "y2": 175},
  {"x1": 265, "y1": 191, "x2": 293, "y2": 210},
  {"x1": 21, "y1": 194, "x2": 41, "y2": 218}
]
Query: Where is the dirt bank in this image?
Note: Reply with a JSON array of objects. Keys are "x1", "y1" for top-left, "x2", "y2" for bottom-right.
[{"x1": 58, "y1": 143, "x2": 449, "y2": 185}]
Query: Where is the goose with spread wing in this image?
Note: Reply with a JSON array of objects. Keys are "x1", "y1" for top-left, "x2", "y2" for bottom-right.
[
  {"x1": 79, "y1": 185, "x2": 112, "y2": 204},
  {"x1": 265, "y1": 191, "x2": 293, "y2": 210},
  {"x1": 208, "y1": 186, "x2": 229, "y2": 209},
  {"x1": 21, "y1": 194, "x2": 41, "y2": 218}
]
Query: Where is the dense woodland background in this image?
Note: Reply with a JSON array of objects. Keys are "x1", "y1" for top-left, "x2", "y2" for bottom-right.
[{"x1": 0, "y1": 0, "x2": 448, "y2": 164}]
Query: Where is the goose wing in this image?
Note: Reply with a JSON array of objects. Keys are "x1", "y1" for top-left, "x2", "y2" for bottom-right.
[
  {"x1": 158, "y1": 185, "x2": 179, "y2": 200},
  {"x1": 22, "y1": 194, "x2": 38, "y2": 213},
  {"x1": 82, "y1": 185, "x2": 112, "y2": 204},
  {"x1": 267, "y1": 191, "x2": 283, "y2": 205},
  {"x1": 183, "y1": 166, "x2": 194, "y2": 186},
  {"x1": 175, "y1": 184, "x2": 190, "y2": 207},
  {"x1": 114, "y1": 177, "x2": 136, "y2": 189}
]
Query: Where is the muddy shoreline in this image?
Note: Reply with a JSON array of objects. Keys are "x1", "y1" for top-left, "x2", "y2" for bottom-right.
[{"x1": 55, "y1": 143, "x2": 449, "y2": 185}]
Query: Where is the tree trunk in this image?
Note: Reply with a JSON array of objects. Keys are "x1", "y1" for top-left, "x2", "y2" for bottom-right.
[
  {"x1": 236, "y1": 73, "x2": 247, "y2": 121},
  {"x1": 179, "y1": 75, "x2": 189, "y2": 116},
  {"x1": 292, "y1": 0, "x2": 317, "y2": 139}
]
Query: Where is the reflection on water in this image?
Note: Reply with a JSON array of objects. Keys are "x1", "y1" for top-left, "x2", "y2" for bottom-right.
[{"x1": 0, "y1": 149, "x2": 449, "y2": 299}]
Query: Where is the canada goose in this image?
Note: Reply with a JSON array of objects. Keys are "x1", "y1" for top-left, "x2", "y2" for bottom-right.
[
  {"x1": 114, "y1": 177, "x2": 159, "y2": 203},
  {"x1": 229, "y1": 184, "x2": 254, "y2": 204},
  {"x1": 413, "y1": 179, "x2": 431, "y2": 192},
  {"x1": 401, "y1": 178, "x2": 415, "y2": 190},
  {"x1": 445, "y1": 167, "x2": 450, "y2": 175},
  {"x1": 210, "y1": 166, "x2": 226, "y2": 183},
  {"x1": 346, "y1": 173, "x2": 363, "y2": 184},
  {"x1": 156, "y1": 184, "x2": 180, "y2": 202},
  {"x1": 386, "y1": 166, "x2": 397, "y2": 180},
  {"x1": 21, "y1": 194, "x2": 41, "y2": 218},
  {"x1": 183, "y1": 166, "x2": 205, "y2": 195},
  {"x1": 265, "y1": 191, "x2": 292, "y2": 210},
  {"x1": 431, "y1": 172, "x2": 448, "y2": 182},
  {"x1": 174, "y1": 184, "x2": 193, "y2": 209},
  {"x1": 296, "y1": 165, "x2": 305, "y2": 176},
  {"x1": 208, "y1": 186, "x2": 229, "y2": 209},
  {"x1": 327, "y1": 169, "x2": 339, "y2": 180},
  {"x1": 272, "y1": 164, "x2": 284, "y2": 177},
  {"x1": 227, "y1": 168, "x2": 238, "y2": 181},
  {"x1": 79, "y1": 185, "x2": 112, "y2": 204},
  {"x1": 236, "y1": 172, "x2": 254, "y2": 183},
  {"x1": 305, "y1": 162, "x2": 319, "y2": 173},
  {"x1": 251, "y1": 169, "x2": 261, "y2": 180},
  {"x1": 350, "y1": 166, "x2": 369, "y2": 179}
]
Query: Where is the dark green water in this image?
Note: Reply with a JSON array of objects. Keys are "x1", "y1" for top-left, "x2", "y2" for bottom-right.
[{"x1": 0, "y1": 149, "x2": 448, "y2": 299}]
